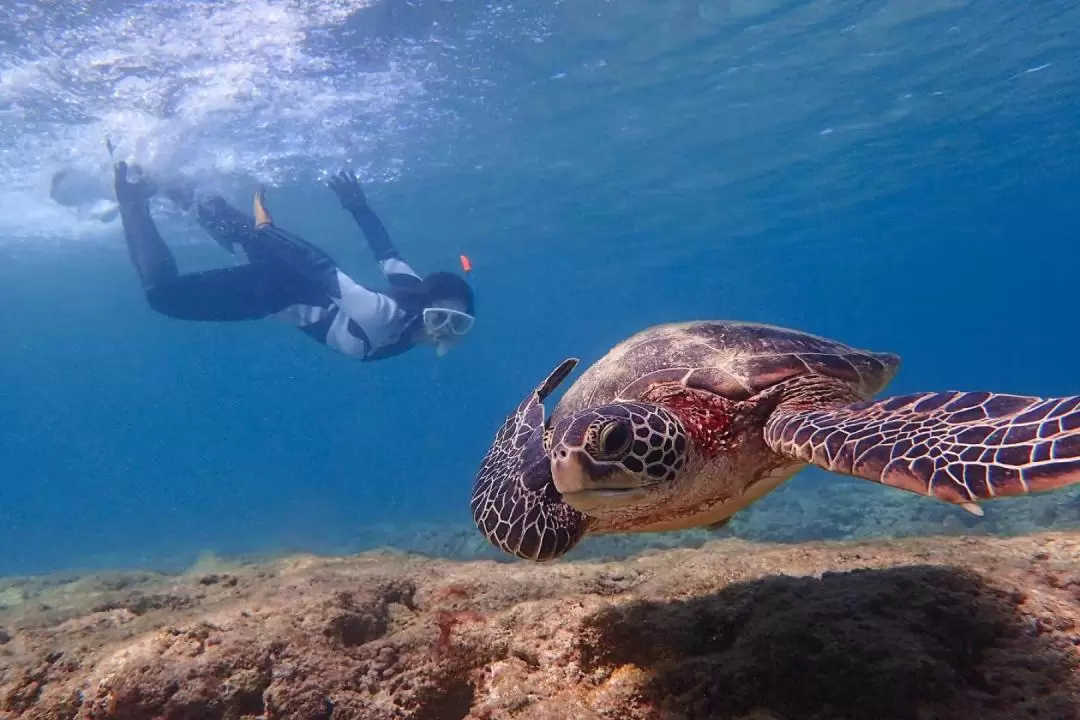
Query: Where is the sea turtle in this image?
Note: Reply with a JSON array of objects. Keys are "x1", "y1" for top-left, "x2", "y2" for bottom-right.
[{"x1": 471, "y1": 320, "x2": 1080, "y2": 561}]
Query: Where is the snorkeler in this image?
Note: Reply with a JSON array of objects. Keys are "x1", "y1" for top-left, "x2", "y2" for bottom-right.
[
  {"x1": 113, "y1": 161, "x2": 476, "y2": 360},
  {"x1": 50, "y1": 165, "x2": 120, "y2": 223}
]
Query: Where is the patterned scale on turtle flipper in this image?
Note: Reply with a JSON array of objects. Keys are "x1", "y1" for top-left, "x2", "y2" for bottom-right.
[
  {"x1": 470, "y1": 358, "x2": 590, "y2": 561},
  {"x1": 764, "y1": 391, "x2": 1080, "y2": 514}
]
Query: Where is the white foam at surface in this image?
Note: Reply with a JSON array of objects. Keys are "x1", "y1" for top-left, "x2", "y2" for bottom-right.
[{"x1": 0, "y1": 0, "x2": 430, "y2": 244}]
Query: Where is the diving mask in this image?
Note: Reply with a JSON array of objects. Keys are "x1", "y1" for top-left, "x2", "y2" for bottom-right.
[{"x1": 422, "y1": 307, "x2": 475, "y2": 338}]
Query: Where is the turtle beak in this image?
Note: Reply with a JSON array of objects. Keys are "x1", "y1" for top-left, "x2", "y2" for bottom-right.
[
  {"x1": 550, "y1": 445, "x2": 648, "y2": 513},
  {"x1": 550, "y1": 446, "x2": 593, "y2": 496}
]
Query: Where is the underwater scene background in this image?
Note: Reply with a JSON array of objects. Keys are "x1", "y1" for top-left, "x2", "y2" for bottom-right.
[{"x1": 2, "y1": 0, "x2": 1080, "y2": 578}]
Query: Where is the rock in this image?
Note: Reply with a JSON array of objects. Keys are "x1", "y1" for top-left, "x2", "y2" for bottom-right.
[{"x1": 1, "y1": 534, "x2": 1080, "y2": 719}]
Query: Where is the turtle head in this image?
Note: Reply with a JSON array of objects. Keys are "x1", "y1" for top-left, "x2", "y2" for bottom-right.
[{"x1": 548, "y1": 402, "x2": 690, "y2": 518}]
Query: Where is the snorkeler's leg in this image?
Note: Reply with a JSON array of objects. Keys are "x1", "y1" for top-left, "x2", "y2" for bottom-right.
[
  {"x1": 163, "y1": 185, "x2": 251, "y2": 257},
  {"x1": 249, "y1": 187, "x2": 343, "y2": 292},
  {"x1": 189, "y1": 190, "x2": 326, "y2": 271},
  {"x1": 158, "y1": 178, "x2": 272, "y2": 261},
  {"x1": 114, "y1": 163, "x2": 304, "y2": 321},
  {"x1": 144, "y1": 264, "x2": 302, "y2": 321},
  {"x1": 115, "y1": 162, "x2": 178, "y2": 292},
  {"x1": 194, "y1": 193, "x2": 264, "y2": 258}
]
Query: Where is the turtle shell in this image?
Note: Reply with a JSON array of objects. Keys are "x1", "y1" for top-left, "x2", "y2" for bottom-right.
[{"x1": 550, "y1": 321, "x2": 900, "y2": 423}]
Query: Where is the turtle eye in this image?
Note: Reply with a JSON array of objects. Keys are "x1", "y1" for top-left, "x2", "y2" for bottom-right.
[{"x1": 595, "y1": 420, "x2": 632, "y2": 460}]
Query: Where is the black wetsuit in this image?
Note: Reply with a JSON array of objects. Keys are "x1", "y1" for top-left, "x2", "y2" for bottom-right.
[{"x1": 117, "y1": 189, "x2": 425, "y2": 361}]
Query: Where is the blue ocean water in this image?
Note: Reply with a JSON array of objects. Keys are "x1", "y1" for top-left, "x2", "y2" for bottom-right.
[{"x1": 2, "y1": 0, "x2": 1079, "y2": 576}]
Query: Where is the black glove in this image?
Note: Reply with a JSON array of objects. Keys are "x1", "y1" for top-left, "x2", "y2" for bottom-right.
[
  {"x1": 327, "y1": 170, "x2": 368, "y2": 211},
  {"x1": 113, "y1": 161, "x2": 157, "y2": 205}
]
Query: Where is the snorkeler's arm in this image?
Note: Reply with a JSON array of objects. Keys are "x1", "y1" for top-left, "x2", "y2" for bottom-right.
[
  {"x1": 377, "y1": 255, "x2": 422, "y2": 288},
  {"x1": 328, "y1": 170, "x2": 421, "y2": 288},
  {"x1": 352, "y1": 206, "x2": 422, "y2": 286}
]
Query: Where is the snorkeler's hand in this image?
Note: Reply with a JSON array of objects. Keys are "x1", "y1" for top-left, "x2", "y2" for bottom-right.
[
  {"x1": 113, "y1": 161, "x2": 157, "y2": 204},
  {"x1": 328, "y1": 170, "x2": 368, "y2": 211}
]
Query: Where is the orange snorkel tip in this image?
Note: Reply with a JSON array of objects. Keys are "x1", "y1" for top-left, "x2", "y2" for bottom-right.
[{"x1": 459, "y1": 254, "x2": 473, "y2": 273}]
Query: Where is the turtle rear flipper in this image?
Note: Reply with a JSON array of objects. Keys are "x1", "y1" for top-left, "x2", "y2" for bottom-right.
[
  {"x1": 471, "y1": 358, "x2": 589, "y2": 561},
  {"x1": 765, "y1": 391, "x2": 1080, "y2": 513}
]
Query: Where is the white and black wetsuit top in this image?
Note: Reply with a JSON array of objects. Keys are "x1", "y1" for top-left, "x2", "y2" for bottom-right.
[{"x1": 272, "y1": 256, "x2": 423, "y2": 361}]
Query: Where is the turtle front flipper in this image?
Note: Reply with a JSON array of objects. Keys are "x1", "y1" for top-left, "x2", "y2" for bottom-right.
[
  {"x1": 471, "y1": 358, "x2": 590, "y2": 561},
  {"x1": 765, "y1": 391, "x2": 1080, "y2": 514}
]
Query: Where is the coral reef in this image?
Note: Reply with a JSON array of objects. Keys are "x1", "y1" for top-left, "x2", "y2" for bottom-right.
[{"x1": 2, "y1": 532, "x2": 1080, "y2": 719}]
